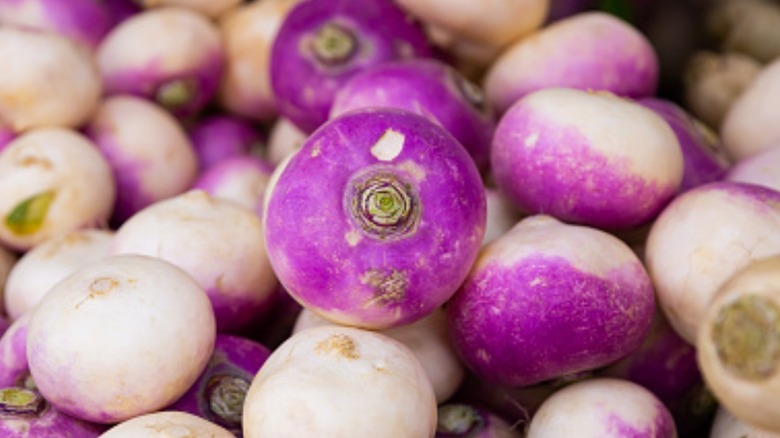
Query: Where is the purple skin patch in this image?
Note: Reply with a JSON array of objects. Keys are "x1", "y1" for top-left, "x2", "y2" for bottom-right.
[
  {"x1": 167, "y1": 334, "x2": 271, "y2": 436},
  {"x1": 638, "y1": 98, "x2": 728, "y2": 192},
  {"x1": 104, "y1": 0, "x2": 140, "y2": 26},
  {"x1": 603, "y1": 402, "x2": 677, "y2": 438},
  {"x1": 491, "y1": 102, "x2": 678, "y2": 230},
  {"x1": 447, "y1": 255, "x2": 655, "y2": 387},
  {"x1": 102, "y1": 50, "x2": 225, "y2": 119},
  {"x1": 270, "y1": 0, "x2": 434, "y2": 134},
  {"x1": 0, "y1": 393, "x2": 107, "y2": 438},
  {"x1": 192, "y1": 155, "x2": 274, "y2": 216},
  {"x1": 0, "y1": 0, "x2": 113, "y2": 49},
  {"x1": 0, "y1": 315, "x2": 29, "y2": 388},
  {"x1": 207, "y1": 285, "x2": 277, "y2": 335},
  {"x1": 0, "y1": 127, "x2": 15, "y2": 152},
  {"x1": 0, "y1": 316, "x2": 7, "y2": 338},
  {"x1": 189, "y1": 115, "x2": 265, "y2": 172},
  {"x1": 265, "y1": 108, "x2": 486, "y2": 329},
  {"x1": 331, "y1": 58, "x2": 495, "y2": 172}
]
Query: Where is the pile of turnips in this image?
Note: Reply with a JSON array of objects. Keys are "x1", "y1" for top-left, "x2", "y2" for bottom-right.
[{"x1": 1, "y1": 0, "x2": 780, "y2": 436}]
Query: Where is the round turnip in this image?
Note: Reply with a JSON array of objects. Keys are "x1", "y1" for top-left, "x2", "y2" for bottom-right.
[
  {"x1": 189, "y1": 114, "x2": 264, "y2": 172},
  {"x1": 0, "y1": 0, "x2": 113, "y2": 49},
  {"x1": 0, "y1": 313, "x2": 29, "y2": 388},
  {"x1": 192, "y1": 156, "x2": 274, "y2": 216},
  {"x1": 135, "y1": 0, "x2": 242, "y2": 18},
  {"x1": 100, "y1": 411, "x2": 235, "y2": 437}
]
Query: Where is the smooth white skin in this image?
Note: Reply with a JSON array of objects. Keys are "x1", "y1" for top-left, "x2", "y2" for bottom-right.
[
  {"x1": 293, "y1": 307, "x2": 465, "y2": 403},
  {"x1": 217, "y1": 0, "x2": 301, "y2": 121},
  {"x1": 197, "y1": 161, "x2": 272, "y2": 214},
  {"x1": 710, "y1": 407, "x2": 780, "y2": 438},
  {"x1": 242, "y1": 326, "x2": 437, "y2": 438},
  {"x1": 683, "y1": 50, "x2": 762, "y2": 131},
  {"x1": 100, "y1": 411, "x2": 236, "y2": 438},
  {"x1": 697, "y1": 256, "x2": 780, "y2": 433},
  {"x1": 645, "y1": 185, "x2": 780, "y2": 344},
  {"x1": 137, "y1": 0, "x2": 242, "y2": 18},
  {"x1": 0, "y1": 27, "x2": 101, "y2": 132},
  {"x1": 527, "y1": 378, "x2": 674, "y2": 437},
  {"x1": 97, "y1": 7, "x2": 222, "y2": 86},
  {"x1": 394, "y1": 0, "x2": 549, "y2": 48},
  {"x1": 0, "y1": 128, "x2": 116, "y2": 251},
  {"x1": 0, "y1": 245, "x2": 16, "y2": 318},
  {"x1": 266, "y1": 117, "x2": 307, "y2": 166},
  {"x1": 721, "y1": 57, "x2": 780, "y2": 161},
  {"x1": 88, "y1": 96, "x2": 198, "y2": 211},
  {"x1": 26, "y1": 254, "x2": 216, "y2": 424},
  {"x1": 483, "y1": 186, "x2": 524, "y2": 246},
  {"x1": 110, "y1": 190, "x2": 277, "y2": 329},
  {"x1": 4, "y1": 228, "x2": 113, "y2": 321},
  {"x1": 727, "y1": 143, "x2": 780, "y2": 191}
]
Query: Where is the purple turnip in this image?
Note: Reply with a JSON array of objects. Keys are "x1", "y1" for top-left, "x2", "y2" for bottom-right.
[
  {"x1": 26, "y1": 254, "x2": 216, "y2": 424},
  {"x1": 168, "y1": 334, "x2": 271, "y2": 436},
  {"x1": 0, "y1": 26, "x2": 102, "y2": 132},
  {"x1": 104, "y1": 0, "x2": 141, "y2": 24},
  {"x1": 526, "y1": 378, "x2": 677, "y2": 437},
  {"x1": 110, "y1": 190, "x2": 278, "y2": 333},
  {"x1": 0, "y1": 313, "x2": 28, "y2": 388},
  {"x1": 100, "y1": 411, "x2": 235, "y2": 437},
  {"x1": 490, "y1": 87, "x2": 683, "y2": 230},
  {"x1": 0, "y1": 128, "x2": 115, "y2": 251},
  {"x1": 241, "y1": 325, "x2": 437, "y2": 438},
  {"x1": 189, "y1": 115, "x2": 265, "y2": 172},
  {"x1": 446, "y1": 214, "x2": 655, "y2": 387},
  {"x1": 3, "y1": 229, "x2": 113, "y2": 321},
  {"x1": 264, "y1": 108, "x2": 486, "y2": 329},
  {"x1": 270, "y1": 0, "x2": 434, "y2": 133},
  {"x1": 436, "y1": 403, "x2": 522, "y2": 438},
  {"x1": 0, "y1": 0, "x2": 114, "y2": 49},
  {"x1": 484, "y1": 12, "x2": 658, "y2": 115},
  {"x1": 330, "y1": 58, "x2": 495, "y2": 171},
  {"x1": 192, "y1": 156, "x2": 274, "y2": 216},
  {"x1": 0, "y1": 387, "x2": 106, "y2": 437},
  {"x1": 85, "y1": 95, "x2": 198, "y2": 226},
  {"x1": 97, "y1": 7, "x2": 224, "y2": 118}
]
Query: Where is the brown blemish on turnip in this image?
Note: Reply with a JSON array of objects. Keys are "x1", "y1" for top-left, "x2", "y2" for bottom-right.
[
  {"x1": 75, "y1": 277, "x2": 119, "y2": 309},
  {"x1": 315, "y1": 334, "x2": 360, "y2": 359},
  {"x1": 361, "y1": 269, "x2": 408, "y2": 306},
  {"x1": 711, "y1": 294, "x2": 780, "y2": 380}
]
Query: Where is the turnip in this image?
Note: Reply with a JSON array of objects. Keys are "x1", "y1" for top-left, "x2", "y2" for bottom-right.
[
  {"x1": 683, "y1": 50, "x2": 762, "y2": 130},
  {"x1": 293, "y1": 307, "x2": 465, "y2": 403},
  {"x1": 490, "y1": 87, "x2": 683, "y2": 230},
  {"x1": 26, "y1": 254, "x2": 216, "y2": 423},
  {"x1": 0, "y1": 387, "x2": 106, "y2": 437},
  {"x1": 192, "y1": 156, "x2": 274, "y2": 216},
  {"x1": 4, "y1": 229, "x2": 112, "y2": 320},
  {"x1": 264, "y1": 108, "x2": 486, "y2": 329},
  {"x1": 0, "y1": 120, "x2": 16, "y2": 152},
  {"x1": 217, "y1": 0, "x2": 301, "y2": 122},
  {"x1": 638, "y1": 97, "x2": 729, "y2": 192},
  {"x1": 100, "y1": 411, "x2": 235, "y2": 438},
  {"x1": 85, "y1": 95, "x2": 198, "y2": 226},
  {"x1": 168, "y1": 334, "x2": 271, "y2": 436},
  {"x1": 0, "y1": 26, "x2": 102, "y2": 132},
  {"x1": 270, "y1": 0, "x2": 434, "y2": 133},
  {"x1": 135, "y1": 0, "x2": 242, "y2": 18},
  {"x1": 435, "y1": 403, "x2": 521, "y2": 438},
  {"x1": 96, "y1": 7, "x2": 224, "y2": 118},
  {"x1": 483, "y1": 187, "x2": 524, "y2": 246},
  {"x1": 697, "y1": 255, "x2": 780, "y2": 433},
  {"x1": 707, "y1": 0, "x2": 780, "y2": 64},
  {"x1": 241, "y1": 325, "x2": 437, "y2": 438},
  {"x1": 446, "y1": 214, "x2": 655, "y2": 387},
  {"x1": 0, "y1": 244, "x2": 16, "y2": 318},
  {"x1": 645, "y1": 181, "x2": 780, "y2": 344},
  {"x1": 0, "y1": 313, "x2": 28, "y2": 388},
  {"x1": 265, "y1": 116, "x2": 306, "y2": 166},
  {"x1": 330, "y1": 58, "x2": 496, "y2": 171},
  {"x1": 483, "y1": 12, "x2": 659, "y2": 115},
  {"x1": 189, "y1": 115, "x2": 265, "y2": 172},
  {"x1": 727, "y1": 144, "x2": 780, "y2": 192},
  {"x1": 526, "y1": 378, "x2": 677, "y2": 437},
  {"x1": 111, "y1": 190, "x2": 277, "y2": 333},
  {"x1": 710, "y1": 407, "x2": 780, "y2": 438},
  {"x1": 0, "y1": 0, "x2": 114, "y2": 49},
  {"x1": 0, "y1": 128, "x2": 115, "y2": 252}
]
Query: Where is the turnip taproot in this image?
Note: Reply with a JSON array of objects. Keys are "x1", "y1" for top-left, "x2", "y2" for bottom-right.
[
  {"x1": 241, "y1": 325, "x2": 437, "y2": 438},
  {"x1": 264, "y1": 108, "x2": 486, "y2": 329},
  {"x1": 100, "y1": 411, "x2": 235, "y2": 437},
  {"x1": 270, "y1": 0, "x2": 434, "y2": 133},
  {"x1": 26, "y1": 254, "x2": 216, "y2": 424},
  {"x1": 0, "y1": 0, "x2": 113, "y2": 49}
]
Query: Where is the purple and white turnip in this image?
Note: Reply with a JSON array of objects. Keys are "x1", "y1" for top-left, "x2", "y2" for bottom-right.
[{"x1": 192, "y1": 156, "x2": 274, "y2": 216}]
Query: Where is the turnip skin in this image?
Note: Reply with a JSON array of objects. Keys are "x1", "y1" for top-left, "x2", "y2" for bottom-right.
[
  {"x1": 435, "y1": 403, "x2": 521, "y2": 438},
  {"x1": 168, "y1": 334, "x2": 271, "y2": 436},
  {"x1": 85, "y1": 95, "x2": 198, "y2": 227},
  {"x1": 135, "y1": 0, "x2": 242, "y2": 18},
  {"x1": 265, "y1": 117, "x2": 306, "y2": 166},
  {"x1": 26, "y1": 254, "x2": 216, "y2": 424},
  {"x1": 270, "y1": 0, "x2": 434, "y2": 133},
  {"x1": 189, "y1": 115, "x2": 264, "y2": 172},
  {"x1": 645, "y1": 181, "x2": 780, "y2": 344},
  {"x1": 241, "y1": 325, "x2": 437, "y2": 438},
  {"x1": 111, "y1": 190, "x2": 277, "y2": 333},
  {"x1": 484, "y1": 12, "x2": 658, "y2": 115},
  {"x1": 264, "y1": 108, "x2": 486, "y2": 329},
  {"x1": 96, "y1": 7, "x2": 224, "y2": 118},
  {"x1": 0, "y1": 313, "x2": 29, "y2": 388},
  {"x1": 490, "y1": 88, "x2": 683, "y2": 230},
  {"x1": 526, "y1": 378, "x2": 677, "y2": 437},
  {"x1": 0, "y1": 387, "x2": 106, "y2": 438},
  {"x1": 0, "y1": 243, "x2": 17, "y2": 317},
  {"x1": 330, "y1": 58, "x2": 495, "y2": 172},
  {"x1": 99, "y1": 411, "x2": 235, "y2": 437},
  {"x1": 697, "y1": 256, "x2": 780, "y2": 433},
  {"x1": 4, "y1": 229, "x2": 114, "y2": 321},
  {"x1": 0, "y1": 0, "x2": 114, "y2": 49},
  {"x1": 727, "y1": 144, "x2": 780, "y2": 192},
  {"x1": 192, "y1": 156, "x2": 274, "y2": 216},
  {"x1": 446, "y1": 215, "x2": 655, "y2": 387},
  {"x1": 710, "y1": 407, "x2": 780, "y2": 438},
  {"x1": 483, "y1": 187, "x2": 524, "y2": 246}
]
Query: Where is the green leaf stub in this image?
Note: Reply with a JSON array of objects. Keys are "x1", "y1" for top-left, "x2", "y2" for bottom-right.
[{"x1": 5, "y1": 190, "x2": 55, "y2": 236}]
